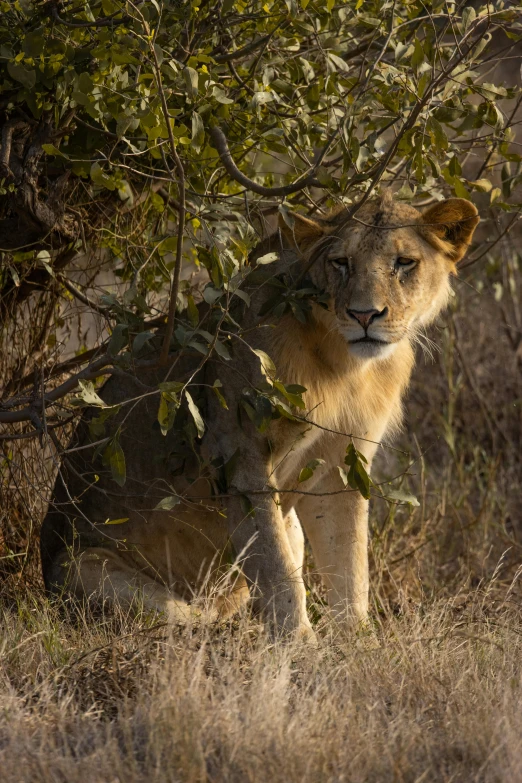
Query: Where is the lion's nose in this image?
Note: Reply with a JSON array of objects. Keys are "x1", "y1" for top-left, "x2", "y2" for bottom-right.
[{"x1": 346, "y1": 307, "x2": 388, "y2": 329}]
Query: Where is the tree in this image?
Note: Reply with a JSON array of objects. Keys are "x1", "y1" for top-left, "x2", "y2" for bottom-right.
[{"x1": 0, "y1": 0, "x2": 520, "y2": 459}]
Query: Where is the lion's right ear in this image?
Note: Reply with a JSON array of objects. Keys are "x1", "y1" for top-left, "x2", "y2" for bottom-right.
[
  {"x1": 420, "y1": 198, "x2": 480, "y2": 262},
  {"x1": 278, "y1": 211, "x2": 328, "y2": 252}
]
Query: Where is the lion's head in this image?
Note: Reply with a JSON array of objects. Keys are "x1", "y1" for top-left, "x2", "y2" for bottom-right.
[{"x1": 279, "y1": 191, "x2": 479, "y2": 360}]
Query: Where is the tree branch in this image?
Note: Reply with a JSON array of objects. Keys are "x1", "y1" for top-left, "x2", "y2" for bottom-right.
[
  {"x1": 0, "y1": 117, "x2": 78, "y2": 253},
  {"x1": 51, "y1": 6, "x2": 130, "y2": 29},
  {"x1": 57, "y1": 274, "x2": 110, "y2": 316},
  {"x1": 213, "y1": 32, "x2": 274, "y2": 63},
  {"x1": 0, "y1": 119, "x2": 28, "y2": 179},
  {"x1": 209, "y1": 126, "x2": 322, "y2": 196},
  {"x1": 5, "y1": 312, "x2": 171, "y2": 397},
  {"x1": 0, "y1": 354, "x2": 114, "y2": 424}
]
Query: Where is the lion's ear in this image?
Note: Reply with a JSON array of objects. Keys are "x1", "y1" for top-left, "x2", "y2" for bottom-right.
[
  {"x1": 420, "y1": 198, "x2": 479, "y2": 262},
  {"x1": 278, "y1": 211, "x2": 327, "y2": 252}
]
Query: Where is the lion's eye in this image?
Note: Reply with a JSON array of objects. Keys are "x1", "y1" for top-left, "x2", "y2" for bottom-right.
[
  {"x1": 330, "y1": 258, "x2": 347, "y2": 270},
  {"x1": 395, "y1": 257, "x2": 417, "y2": 270}
]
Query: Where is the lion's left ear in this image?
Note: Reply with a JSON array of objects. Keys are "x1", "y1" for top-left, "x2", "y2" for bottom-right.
[
  {"x1": 278, "y1": 211, "x2": 329, "y2": 252},
  {"x1": 419, "y1": 198, "x2": 479, "y2": 262}
]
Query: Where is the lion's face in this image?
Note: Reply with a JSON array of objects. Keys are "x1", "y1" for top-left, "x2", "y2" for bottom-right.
[{"x1": 281, "y1": 193, "x2": 479, "y2": 360}]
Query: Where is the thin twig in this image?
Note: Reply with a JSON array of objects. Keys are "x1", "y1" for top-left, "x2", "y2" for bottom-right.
[
  {"x1": 460, "y1": 210, "x2": 522, "y2": 269},
  {"x1": 57, "y1": 274, "x2": 109, "y2": 316},
  {"x1": 361, "y1": 0, "x2": 396, "y2": 91},
  {"x1": 143, "y1": 17, "x2": 186, "y2": 366},
  {"x1": 346, "y1": 16, "x2": 491, "y2": 220},
  {"x1": 0, "y1": 416, "x2": 77, "y2": 442}
]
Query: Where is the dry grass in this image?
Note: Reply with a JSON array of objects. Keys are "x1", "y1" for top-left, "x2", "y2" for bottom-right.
[
  {"x1": 1, "y1": 229, "x2": 521, "y2": 782},
  {"x1": 1, "y1": 586, "x2": 522, "y2": 783}
]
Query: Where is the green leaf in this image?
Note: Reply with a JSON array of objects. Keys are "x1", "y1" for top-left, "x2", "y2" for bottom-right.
[
  {"x1": 411, "y1": 38, "x2": 424, "y2": 72},
  {"x1": 213, "y1": 339, "x2": 232, "y2": 360},
  {"x1": 42, "y1": 144, "x2": 69, "y2": 159},
  {"x1": 183, "y1": 67, "x2": 199, "y2": 97},
  {"x1": 462, "y1": 6, "x2": 476, "y2": 33},
  {"x1": 384, "y1": 489, "x2": 420, "y2": 507},
  {"x1": 212, "y1": 85, "x2": 234, "y2": 104},
  {"x1": 298, "y1": 466, "x2": 314, "y2": 483},
  {"x1": 108, "y1": 324, "x2": 128, "y2": 356},
  {"x1": 256, "y1": 252, "x2": 279, "y2": 265},
  {"x1": 252, "y1": 349, "x2": 276, "y2": 382},
  {"x1": 7, "y1": 61, "x2": 36, "y2": 90},
  {"x1": 338, "y1": 466, "x2": 348, "y2": 486},
  {"x1": 23, "y1": 31, "x2": 44, "y2": 58},
  {"x1": 252, "y1": 91, "x2": 275, "y2": 107},
  {"x1": 89, "y1": 405, "x2": 120, "y2": 440},
  {"x1": 212, "y1": 380, "x2": 228, "y2": 409},
  {"x1": 469, "y1": 178, "x2": 492, "y2": 193},
  {"x1": 191, "y1": 111, "x2": 205, "y2": 153},
  {"x1": 90, "y1": 162, "x2": 116, "y2": 191},
  {"x1": 273, "y1": 380, "x2": 306, "y2": 409},
  {"x1": 427, "y1": 117, "x2": 447, "y2": 151},
  {"x1": 37, "y1": 250, "x2": 54, "y2": 277},
  {"x1": 242, "y1": 392, "x2": 274, "y2": 433},
  {"x1": 187, "y1": 293, "x2": 199, "y2": 327},
  {"x1": 154, "y1": 495, "x2": 180, "y2": 510},
  {"x1": 345, "y1": 443, "x2": 368, "y2": 465},
  {"x1": 157, "y1": 394, "x2": 170, "y2": 436},
  {"x1": 73, "y1": 380, "x2": 107, "y2": 408},
  {"x1": 476, "y1": 82, "x2": 508, "y2": 100},
  {"x1": 132, "y1": 331, "x2": 153, "y2": 356},
  {"x1": 186, "y1": 391, "x2": 205, "y2": 438},
  {"x1": 298, "y1": 458, "x2": 325, "y2": 483},
  {"x1": 344, "y1": 444, "x2": 371, "y2": 499},
  {"x1": 159, "y1": 381, "x2": 184, "y2": 393},
  {"x1": 78, "y1": 71, "x2": 94, "y2": 94},
  {"x1": 102, "y1": 0, "x2": 120, "y2": 13},
  {"x1": 395, "y1": 43, "x2": 413, "y2": 63},
  {"x1": 104, "y1": 439, "x2": 126, "y2": 487},
  {"x1": 274, "y1": 402, "x2": 298, "y2": 422},
  {"x1": 104, "y1": 517, "x2": 129, "y2": 525},
  {"x1": 158, "y1": 392, "x2": 179, "y2": 436},
  {"x1": 453, "y1": 178, "x2": 470, "y2": 199},
  {"x1": 8, "y1": 266, "x2": 20, "y2": 287}
]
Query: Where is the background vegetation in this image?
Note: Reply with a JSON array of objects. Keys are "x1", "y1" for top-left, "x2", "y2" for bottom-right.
[{"x1": 0, "y1": 1, "x2": 521, "y2": 780}]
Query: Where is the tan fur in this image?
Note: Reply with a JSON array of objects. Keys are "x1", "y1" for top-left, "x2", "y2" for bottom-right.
[{"x1": 41, "y1": 193, "x2": 479, "y2": 640}]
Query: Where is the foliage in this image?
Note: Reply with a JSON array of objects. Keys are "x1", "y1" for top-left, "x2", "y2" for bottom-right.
[{"x1": 0, "y1": 0, "x2": 521, "y2": 499}]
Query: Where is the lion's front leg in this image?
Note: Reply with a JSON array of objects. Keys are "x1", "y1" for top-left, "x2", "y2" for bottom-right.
[
  {"x1": 217, "y1": 441, "x2": 313, "y2": 639},
  {"x1": 206, "y1": 344, "x2": 315, "y2": 639},
  {"x1": 296, "y1": 469, "x2": 369, "y2": 630},
  {"x1": 226, "y1": 489, "x2": 313, "y2": 639}
]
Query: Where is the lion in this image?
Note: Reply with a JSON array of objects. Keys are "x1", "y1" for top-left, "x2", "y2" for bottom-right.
[{"x1": 41, "y1": 191, "x2": 479, "y2": 640}]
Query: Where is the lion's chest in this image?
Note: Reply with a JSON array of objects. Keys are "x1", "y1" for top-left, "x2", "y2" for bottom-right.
[{"x1": 269, "y1": 371, "x2": 396, "y2": 491}]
